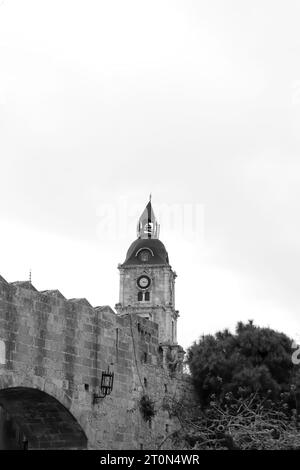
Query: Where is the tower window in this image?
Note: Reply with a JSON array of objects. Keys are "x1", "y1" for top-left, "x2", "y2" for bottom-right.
[
  {"x1": 145, "y1": 291, "x2": 150, "y2": 301},
  {"x1": 139, "y1": 250, "x2": 150, "y2": 262},
  {"x1": 136, "y1": 247, "x2": 154, "y2": 262},
  {"x1": 138, "y1": 292, "x2": 143, "y2": 301}
]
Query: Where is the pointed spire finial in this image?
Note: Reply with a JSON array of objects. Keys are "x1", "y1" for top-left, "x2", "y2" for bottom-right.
[
  {"x1": 29, "y1": 268, "x2": 32, "y2": 284},
  {"x1": 137, "y1": 198, "x2": 159, "y2": 239}
]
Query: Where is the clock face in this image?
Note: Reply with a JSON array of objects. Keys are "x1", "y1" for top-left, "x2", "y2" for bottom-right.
[{"x1": 137, "y1": 275, "x2": 151, "y2": 289}]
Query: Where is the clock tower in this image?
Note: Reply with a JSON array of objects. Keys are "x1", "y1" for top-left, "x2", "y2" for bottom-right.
[{"x1": 115, "y1": 199, "x2": 179, "y2": 345}]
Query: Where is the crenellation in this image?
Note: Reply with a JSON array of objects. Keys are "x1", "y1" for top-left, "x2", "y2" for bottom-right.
[
  {"x1": 68, "y1": 298, "x2": 93, "y2": 308},
  {"x1": 40, "y1": 290, "x2": 66, "y2": 299},
  {"x1": 0, "y1": 201, "x2": 197, "y2": 449},
  {"x1": 10, "y1": 281, "x2": 37, "y2": 291}
]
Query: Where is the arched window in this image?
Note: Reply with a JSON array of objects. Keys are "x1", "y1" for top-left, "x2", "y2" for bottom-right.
[
  {"x1": 138, "y1": 292, "x2": 143, "y2": 301},
  {"x1": 139, "y1": 250, "x2": 150, "y2": 262},
  {"x1": 145, "y1": 292, "x2": 150, "y2": 301},
  {"x1": 136, "y1": 247, "x2": 154, "y2": 262}
]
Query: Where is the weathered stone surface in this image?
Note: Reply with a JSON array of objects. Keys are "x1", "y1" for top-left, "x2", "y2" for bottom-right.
[
  {"x1": 0, "y1": 277, "x2": 196, "y2": 449},
  {"x1": 116, "y1": 263, "x2": 179, "y2": 345}
]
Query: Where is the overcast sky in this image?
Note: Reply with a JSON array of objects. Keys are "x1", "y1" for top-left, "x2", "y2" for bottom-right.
[{"x1": 1, "y1": 0, "x2": 300, "y2": 350}]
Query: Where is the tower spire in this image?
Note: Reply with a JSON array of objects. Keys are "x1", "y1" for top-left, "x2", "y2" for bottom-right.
[{"x1": 137, "y1": 198, "x2": 159, "y2": 239}]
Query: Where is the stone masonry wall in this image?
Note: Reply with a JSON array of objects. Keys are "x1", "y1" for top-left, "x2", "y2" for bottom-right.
[
  {"x1": 117, "y1": 264, "x2": 178, "y2": 344},
  {"x1": 0, "y1": 275, "x2": 196, "y2": 449}
]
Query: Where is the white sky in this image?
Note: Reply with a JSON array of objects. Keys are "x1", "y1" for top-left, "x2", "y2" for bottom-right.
[{"x1": 1, "y1": 0, "x2": 300, "y2": 350}]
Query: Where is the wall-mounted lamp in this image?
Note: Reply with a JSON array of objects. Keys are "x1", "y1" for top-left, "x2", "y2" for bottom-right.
[{"x1": 93, "y1": 367, "x2": 114, "y2": 404}]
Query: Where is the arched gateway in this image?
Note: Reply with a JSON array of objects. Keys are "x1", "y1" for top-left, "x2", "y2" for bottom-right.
[{"x1": 0, "y1": 387, "x2": 87, "y2": 450}]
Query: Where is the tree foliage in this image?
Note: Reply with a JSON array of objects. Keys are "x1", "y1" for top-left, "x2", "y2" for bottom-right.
[{"x1": 187, "y1": 321, "x2": 295, "y2": 404}]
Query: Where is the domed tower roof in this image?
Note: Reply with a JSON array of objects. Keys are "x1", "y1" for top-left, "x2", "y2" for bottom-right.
[
  {"x1": 122, "y1": 238, "x2": 169, "y2": 266},
  {"x1": 121, "y1": 197, "x2": 170, "y2": 266}
]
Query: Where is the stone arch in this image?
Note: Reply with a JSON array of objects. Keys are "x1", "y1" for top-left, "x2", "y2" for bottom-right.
[
  {"x1": 0, "y1": 373, "x2": 88, "y2": 449},
  {"x1": 0, "y1": 373, "x2": 73, "y2": 413},
  {"x1": 0, "y1": 387, "x2": 87, "y2": 449}
]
